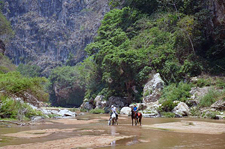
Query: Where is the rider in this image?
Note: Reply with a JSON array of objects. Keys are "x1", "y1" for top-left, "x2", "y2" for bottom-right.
[
  {"x1": 133, "y1": 104, "x2": 138, "y2": 118},
  {"x1": 110, "y1": 105, "x2": 118, "y2": 120}
]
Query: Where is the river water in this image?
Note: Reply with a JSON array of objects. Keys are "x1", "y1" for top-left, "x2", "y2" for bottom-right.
[{"x1": 0, "y1": 114, "x2": 225, "y2": 149}]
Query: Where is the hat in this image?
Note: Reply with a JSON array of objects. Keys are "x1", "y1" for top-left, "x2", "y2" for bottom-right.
[{"x1": 111, "y1": 105, "x2": 114, "y2": 108}]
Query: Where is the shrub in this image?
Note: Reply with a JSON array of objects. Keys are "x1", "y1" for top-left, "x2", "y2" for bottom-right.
[
  {"x1": 158, "y1": 100, "x2": 177, "y2": 112},
  {"x1": 161, "y1": 112, "x2": 175, "y2": 118},
  {"x1": 89, "y1": 108, "x2": 105, "y2": 114},
  {"x1": 216, "y1": 78, "x2": 225, "y2": 89},
  {"x1": 0, "y1": 97, "x2": 43, "y2": 120},
  {"x1": 0, "y1": 71, "x2": 49, "y2": 102},
  {"x1": 195, "y1": 78, "x2": 211, "y2": 87},
  {"x1": 199, "y1": 89, "x2": 221, "y2": 107},
  {"x1": 189, "y1": 106, "x2": 201, "y2": 117},
  {"x1": 160, "y1": 82, "x2": 192, "y2": 103}
]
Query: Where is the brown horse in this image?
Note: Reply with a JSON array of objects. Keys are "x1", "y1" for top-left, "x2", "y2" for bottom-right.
[{"x1": 131, "y1": 109, "x2": 142, "y2": 126}]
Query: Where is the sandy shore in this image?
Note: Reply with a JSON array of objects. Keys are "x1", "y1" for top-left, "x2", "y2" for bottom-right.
[
  {"x1": 3, "y1": 128, "x2": 77, "y2": 138},
  {"x1": 0, "y1": 135, "x2": 132, "y2": 149},
  {"x1": 143, "y1": 120, "x2": 225, "y2": 134}
]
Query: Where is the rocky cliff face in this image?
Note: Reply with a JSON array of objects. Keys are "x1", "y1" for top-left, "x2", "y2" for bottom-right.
[{"x1": 2, "y1": 0, "x2": 109, "y2": 76}]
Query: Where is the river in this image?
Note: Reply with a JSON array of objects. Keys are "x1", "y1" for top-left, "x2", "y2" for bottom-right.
[{"x1": 0, "y1": 114, "x2": 225, "y2": 149}]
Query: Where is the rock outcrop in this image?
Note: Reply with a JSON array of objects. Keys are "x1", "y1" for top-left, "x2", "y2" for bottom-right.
[
  {"x1": 3, "y1": 0, "x2": 110, "y2": 76},
  {"x1": 106, "y1": 96, "x2": 129, "y2": 108},
  {"x1": 143, "y1": 73, "x2": 164, "y2": 103},
  {"x1": 211, "y1": 99, "x2": 225, "y2": 111},
  {"x1": 172, "y1": 102, "x2": 190, "y2": 117},
  {"x1": 94, "y1": 95, "x2": 106, "y2": 109},
  {"x1": 141, "y1": 101, "x2": 160, "y2": 118}
]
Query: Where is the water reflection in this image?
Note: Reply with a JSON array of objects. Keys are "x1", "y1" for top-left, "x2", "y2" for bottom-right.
[{"x1": 110, "y1": 126, "x2": 116, "y2": 148}]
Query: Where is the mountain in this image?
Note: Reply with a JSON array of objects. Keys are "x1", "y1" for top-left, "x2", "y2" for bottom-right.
[{"x1": 2, "y1": 0, "x2": 110, "y2": 76}]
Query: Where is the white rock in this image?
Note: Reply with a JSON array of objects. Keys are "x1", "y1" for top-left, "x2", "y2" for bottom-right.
[
  {"x1": 120, "y1": 107, "x2": 131, "y2": 116},
  {"x1": 143, "y1": 73, "x2": 164, "y2": 103},
  {"x1": 172, "y1": 102, "x2": 190, "y2": 116},
  {"x1": 94, "y1": 95, "x2": 106, "y2": 109}
]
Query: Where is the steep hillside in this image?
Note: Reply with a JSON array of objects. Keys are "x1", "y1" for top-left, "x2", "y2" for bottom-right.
[{"x1": 2, "y1": 0, "x2": 110, "y2": 76}]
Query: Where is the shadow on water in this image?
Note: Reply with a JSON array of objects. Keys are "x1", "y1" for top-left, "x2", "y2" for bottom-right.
[{"x1": 0, "y1": 114, "x2": 225, "y2": 149}]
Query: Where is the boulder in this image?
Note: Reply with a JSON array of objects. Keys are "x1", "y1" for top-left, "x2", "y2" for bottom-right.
[
  {"x1": 31, "y1": 116, "x2": 44, "y2": 122},
  {"x1": 143, "y1": 73, "x2": 164, "y2": 103},
  {"x1": 142, "y1": 101, "x2": 160, "y2": 118},
  {"x1": 106, "y1": 96, "x2": 129, "y2": 109},
  {"x1": 211, "y1": 99, "x2": 225, "y2": 111},
  {"x1": 172, "y1": 102, "x2": 190, "y2": 116},
  {"x1": 80, "y1": 102, "x2": 93, "y2": 110},
  {"x1": 94, "y1": 95, "x2": 106, "y2": 109},
  {"x1": 58, "y1": 109, "x2": 76, "y2": 117},
  {"x1": 120, "y1": 107, "x2": 131, "y2": 116},
  {"x1": 189, "y1": 87, "x2": 212, "y2": 102}
]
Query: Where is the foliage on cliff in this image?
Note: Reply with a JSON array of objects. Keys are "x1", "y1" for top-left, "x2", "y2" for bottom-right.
[
  {"x1": 0, "y1": 54, "x2": 16, "y2": 73},
  {"x1": 0, "y1": 10, "x2": 14, "y2": 41},
  {"x1": 0, "y1": 71, "x2": 48, "y2": 102},
  {"x1": 81, "y1": 0, "x2": 225, "y2": 103},
  {"x1": 48, "y1": 57, "x2": 96, "y2": 107}
]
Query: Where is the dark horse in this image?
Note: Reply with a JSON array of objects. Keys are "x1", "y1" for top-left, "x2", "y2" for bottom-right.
[{"x1": 131, "y1": 109, "x2": 142, "y2": 126}]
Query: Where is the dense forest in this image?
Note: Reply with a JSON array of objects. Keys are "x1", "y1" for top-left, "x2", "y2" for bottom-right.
[
  {"x1": 82, "y1": 0, "x2": 225, "y2": 104},
  {"x1": 0, "y1": 0, "x2": 225, "y2": 114}
]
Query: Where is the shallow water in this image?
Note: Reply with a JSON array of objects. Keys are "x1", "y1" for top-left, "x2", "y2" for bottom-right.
[{"x1": 0, "y1": 114, "x2": 225, "y2": 149}]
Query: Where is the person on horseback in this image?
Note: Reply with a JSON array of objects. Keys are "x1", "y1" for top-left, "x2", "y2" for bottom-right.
[
  {"x1": 110, "y1": 105, "x2": 118, "y2": 120},
  {"x1": 133, "y1": 104, "x2": 138, "y2": 119}
]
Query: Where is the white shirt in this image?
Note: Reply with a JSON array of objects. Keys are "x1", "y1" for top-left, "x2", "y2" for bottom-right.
[{"x1": 111, "y1": 107, "x2": 116, "y2": 112}]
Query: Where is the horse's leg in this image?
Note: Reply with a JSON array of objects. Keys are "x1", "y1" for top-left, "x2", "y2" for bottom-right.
[
  {"x1": 139, "y1": 115, "x2": 142, "y2": 126},
  {"x1": 132, "y1": 118, "x2": 133, "y2": 126}
]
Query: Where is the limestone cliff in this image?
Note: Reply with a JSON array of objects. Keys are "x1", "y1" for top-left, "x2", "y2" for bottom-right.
[{"x1": 2, "y1": 0, "x2": 109, "y2": 76}]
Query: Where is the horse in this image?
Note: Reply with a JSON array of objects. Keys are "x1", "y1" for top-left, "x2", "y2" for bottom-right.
[
  {"x1": 108, "y1": 112, "x2": 118, "y2": 125},
  {"x1": 131, "y1": 109, "x2": 142, "y2": 126}
]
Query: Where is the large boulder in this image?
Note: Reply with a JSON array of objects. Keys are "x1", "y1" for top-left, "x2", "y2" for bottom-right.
[
  {"x1": 106, "y1": 96, "x2": 129, "y2": 109},
  {"x1": 80, "y1": 102, "x2": 93, "y2": 110},
  {"x1": 120, "y1": 107, "x2": 131, "y2": 116},
  {"x1": 143, "y1": 73, "x2": 164, "y2": 103},
  {"x1": 211, "y1": 99, "x2": 225, "y2": 111},
  {"x1": 189, "y1": 87, "x2": 212, "y2": 103},
  {"x1": 172, "y1": 102, "x2": 190, "y2": 116},
  {"x1": 142, "y1": 101, "x2": 160, "y2": 118},
  {"x1": 94, "y1": 95, "x2": 106, "y2": 109}
]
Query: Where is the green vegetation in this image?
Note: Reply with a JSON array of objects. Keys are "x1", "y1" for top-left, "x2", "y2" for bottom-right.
[
  {"x1": 17, "y1": 64, "x2": 41, "y2": 77},
  {"x1": 216, "y1": 78, "x2": 225, "y2": 89},
  {"x1": 0, "y1": 11, "x2": 14, "y2": 41},
  {"x1": 0, "y1": 54, "x2": 16, "y2": 73},
  {"x1": 160, "y1": 82, "x2": 192, "y2": 103},
  {"x1": 199, "y1": 89, "x2": 225, "y2": 107},
  {"x1": 49, "y1": 57, "x2": 96, "y2": 107},
  {"x1": 0, "y1": 97, "x2": 43, "y2": 120},
  {"x1": 89, "y1": 108, "x2": 105, "y2": 114},
  {"x1": 195, "y1": 78, "x2": 211, "y2": 87},
  {"x1": 190, "y1": 107, "x2": 201, "y2": 117},
  {"x1": 158, "y1": 82, "x2": 192, "y2": 112},
  {"x1": 158, "y1": 100, "x2": 177, "y2": 112},
  {"x1": 160, "y1": 112, "x2": 175, "y2": 118},
  {"x1": 84, "y1": 0, "x2": 214, "y2": 103},
  {"x1": 0, "y1": 71, "x2": 48, "y2": 102}
]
